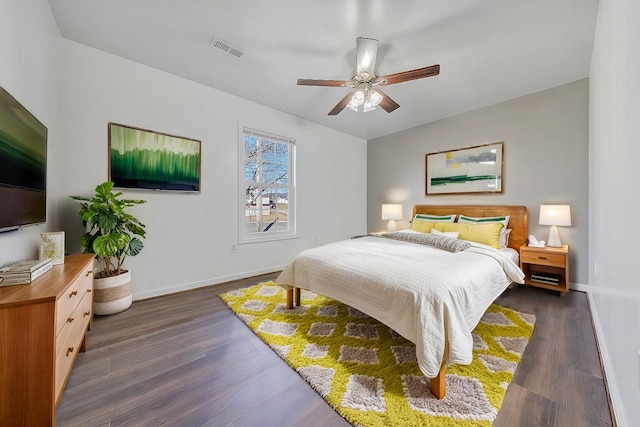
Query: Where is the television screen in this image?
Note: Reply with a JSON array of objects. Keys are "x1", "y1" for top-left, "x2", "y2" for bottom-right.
[{"x1": 0, "y1": 86, "x2": 47, "y2": 232}]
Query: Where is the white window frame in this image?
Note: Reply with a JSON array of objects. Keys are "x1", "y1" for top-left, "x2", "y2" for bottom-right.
[{"x1": 239, "y1": 126, "x2": 296, "y2": 244}]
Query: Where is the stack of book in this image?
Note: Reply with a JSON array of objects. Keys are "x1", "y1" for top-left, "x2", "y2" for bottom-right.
[
  {"x1": 530, "y1": 272, "x2": 560, "y2": 286},
  {"x1": 0, "y1": 259, "x2": 53, "y2": 287}
]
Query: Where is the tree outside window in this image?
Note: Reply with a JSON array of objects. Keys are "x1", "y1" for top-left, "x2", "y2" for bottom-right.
[{"x1": 240, "y1": 127, "x2": 295, "y2": 243}]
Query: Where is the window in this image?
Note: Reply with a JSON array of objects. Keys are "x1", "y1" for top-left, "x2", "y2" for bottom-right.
[{"x1": 240, "y1": 127, "x2": 296, "y2": 243}]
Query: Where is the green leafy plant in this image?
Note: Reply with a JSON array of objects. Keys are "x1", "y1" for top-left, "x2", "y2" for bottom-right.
[{"x1": 70, "y1": 181, "x2": 146, "y2": 279}]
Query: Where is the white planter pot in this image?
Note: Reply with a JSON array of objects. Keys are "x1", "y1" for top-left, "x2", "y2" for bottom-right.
[{"x1": 93, "y1": 270, "x2": 132, "y2": 315}]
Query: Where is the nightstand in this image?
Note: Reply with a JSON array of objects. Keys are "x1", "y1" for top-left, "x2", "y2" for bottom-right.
[{"x1": 519, "y1": 244, "x2": 569, "y2": 296}]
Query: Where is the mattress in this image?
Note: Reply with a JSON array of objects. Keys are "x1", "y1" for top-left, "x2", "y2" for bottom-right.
[{"x1": 276, "y1": 234, "x2": 525, "y2": 377}]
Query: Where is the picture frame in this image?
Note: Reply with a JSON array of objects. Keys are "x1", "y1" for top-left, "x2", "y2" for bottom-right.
[
  {"x1": 40, "y1": 231, "x2": 65, "y2": 265},
  {"x1": 108, "y1": 122, "x2": 201, "y2": 192},
  {"x1": 425, "y1": 142, "x2": 504, "y2": 195}
]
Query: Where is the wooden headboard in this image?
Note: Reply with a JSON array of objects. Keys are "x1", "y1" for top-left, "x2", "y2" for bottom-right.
[{"x1": 412, "y1": 205, "x2": 528, "y2": 251}]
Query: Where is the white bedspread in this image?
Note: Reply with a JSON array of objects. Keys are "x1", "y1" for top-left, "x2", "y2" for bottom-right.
[{"x1": 275, "y1": 235, "x2": 525, "y2": 378}]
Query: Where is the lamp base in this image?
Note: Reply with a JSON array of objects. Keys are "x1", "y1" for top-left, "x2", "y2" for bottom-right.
[
  {"x1": 547, "y1": 225, "x2": 562, "y2": 247},
  {"x1": 387, "y1": 220, "x2": 397, "y2": 232}
]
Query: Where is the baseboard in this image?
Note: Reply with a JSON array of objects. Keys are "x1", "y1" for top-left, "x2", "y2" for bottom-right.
[
  {"x1": 132, "y1": 265, "x2": 286, "y2": 301},
  {"x1": 569, "y1": 280, "x2": 590, "y2": 292},
  {"x1": 586, "y1": 291, "x2": 623, "y2": 427}
]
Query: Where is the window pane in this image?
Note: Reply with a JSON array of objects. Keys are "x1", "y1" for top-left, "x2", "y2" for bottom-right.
[
  {"x1": 262, "y1": 161, "x2": 277, "y2": 184},
  {"x1": 244, "y1": 159, "x2": 258, "y2": 182},
  {"x1": 245, "y1": 136, "x2": 258, "y2": 158},
  {"x1": 262, "y1": 140, "x2": 276, "y2": 163},
  {"x1": 275, "y1": 143, "x2": 288, "y2": 165},
  {"x1": 275, "y1": 167, "x2": 288, "y2": 184},
  {"x1": 274, "y1": 188, "x2": 289, "y2": 232}
]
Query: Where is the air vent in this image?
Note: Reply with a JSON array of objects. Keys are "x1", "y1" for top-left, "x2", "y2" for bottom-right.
[{"x1": 210, "y1": 37, "x2": 244, "y2": 58}]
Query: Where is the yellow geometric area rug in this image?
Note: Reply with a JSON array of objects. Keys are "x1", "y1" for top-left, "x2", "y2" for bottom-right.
[{"x1": 219, "y1": 282, "x2": 535, "y2": 427}]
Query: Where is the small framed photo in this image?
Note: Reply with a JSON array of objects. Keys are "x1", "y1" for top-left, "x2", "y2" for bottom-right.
[{"x1": 40, "y1": 232, "x2": 65, "y2": 265}]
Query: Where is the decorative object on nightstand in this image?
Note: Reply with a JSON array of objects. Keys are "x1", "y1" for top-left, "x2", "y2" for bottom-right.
[
  {"x1": 382, "y1": 204, "x2": 402, "y2": 231},
  {"x1": 539, "y1": 204, "x2": 571, "y2": 247},
  {"x1": 520, "y1": 244, "x2": 569, "y2": 296}
]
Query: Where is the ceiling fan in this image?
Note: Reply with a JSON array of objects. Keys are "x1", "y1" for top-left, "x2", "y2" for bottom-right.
[{"x1": 297, "y1": 37, "x2": 440, "y2": 115}]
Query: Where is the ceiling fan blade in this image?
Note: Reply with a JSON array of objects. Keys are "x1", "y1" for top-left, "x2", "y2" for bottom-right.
[
  {"x1": 356, "y1": 37, "x2": 379, "y2": 76},
  {"x1": 297, "y1": 78, "x2": 348, "y2": 87},
  {"x1": 328, "y1": 92, "x2": 354, "y2": 116},
  {"x1": 380, "y1": 64, "x2": 440, "y2": 85},
  {"x1": 376, "y1": 89, "x2": 400, "y2": 113}
]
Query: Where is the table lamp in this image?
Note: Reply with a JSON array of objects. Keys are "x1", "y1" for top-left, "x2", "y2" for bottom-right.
[
  {"x1": 381, "y1": 204, "x2": 402, "y2": 232},
  {"x1": 539, "y1": 204, "x2": 571, "y2": 247}
]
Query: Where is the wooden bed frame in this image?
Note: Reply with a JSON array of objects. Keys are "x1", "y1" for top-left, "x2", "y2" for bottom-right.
[{"x1": 285, "y1": 205, "x2": 528, "y2": 399}]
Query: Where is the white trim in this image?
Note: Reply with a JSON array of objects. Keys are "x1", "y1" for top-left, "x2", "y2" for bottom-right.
[
  {"x1": 587, "y1": 291, "x2": 623, "y2": 427},
  {"x1": 575, "y1": 282, "x2": 640, "y2": 302},
  {"x1": 569, "y1": 281, "x2": 590, "y2": 293},
  {"x1": 132, "y1": 264, "x2": 286, "y2": 300}
]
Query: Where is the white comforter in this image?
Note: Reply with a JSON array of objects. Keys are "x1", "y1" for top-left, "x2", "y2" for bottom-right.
[{"x1": 275, "y1": 235, "x2": 525, "y2": 378}]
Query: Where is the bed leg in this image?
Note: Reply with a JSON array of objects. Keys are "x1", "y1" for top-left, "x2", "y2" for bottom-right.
[
  {"x1": 286, "y1": 289, "x2": 294, "y2": 309},
  {"x1": 430, "y1": 362, "x2": 446, "y2": 399},
  {"x1": 294, "y1": 287, "x2": 301, "y2": 306}
]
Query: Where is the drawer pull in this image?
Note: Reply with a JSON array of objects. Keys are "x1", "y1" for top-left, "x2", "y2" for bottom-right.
[
  {"x1": 67, "y1": 316, "x2": 75, "y2": 323},
  {"x1": 69, "y1": 290, "x2": 78, "y2": 297},
  {"x1": 538, "y1": 256, "x2": 547, "y2": 260},
  {"x1": 85, "y1": 270, "x2": 93, "y2": 277},
  {"x1": 87, "y1": 289, "x2": 92, "y2": 293},
  {"x1": 66, "y1": 347, "x2": 74, "y2": 356},
  {"x1": 83, "y1": 311, "x2": 91, "y2": 317}
]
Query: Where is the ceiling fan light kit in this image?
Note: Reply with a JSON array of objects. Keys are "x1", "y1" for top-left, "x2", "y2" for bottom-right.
[
  {"x1": 297, "y1": 37, "x2": 440, "y2": 116},
  {"x1": 346, "y1": 84, "x2": 383, "y2": 112}
]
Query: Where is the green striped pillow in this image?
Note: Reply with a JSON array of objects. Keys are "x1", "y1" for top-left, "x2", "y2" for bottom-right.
[
  {"x1": 458, "y1": 215, "x2": 510, "y2": 228},
  {"x1": 412, "y1": 213, "x2": 456, "y2": 223}
]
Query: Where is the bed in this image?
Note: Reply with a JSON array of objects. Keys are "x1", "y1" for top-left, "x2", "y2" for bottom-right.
[{"x1": 275, "y1": 205, "x2": 528, "y2": 399}]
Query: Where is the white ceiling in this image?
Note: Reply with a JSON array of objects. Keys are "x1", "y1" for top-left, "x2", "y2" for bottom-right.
[{"x1": 48, "y1": 0, "x2": 599, "y2": 140}]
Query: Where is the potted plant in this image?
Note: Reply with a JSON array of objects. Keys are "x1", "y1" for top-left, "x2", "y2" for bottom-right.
[{"x1": 70, "y1": 181, "x2": 146, "y2": 315}]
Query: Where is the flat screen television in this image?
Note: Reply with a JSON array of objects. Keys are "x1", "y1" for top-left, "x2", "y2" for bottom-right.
[{"x1": 0, "y1": 85, "x2": 47, "y2": 232}]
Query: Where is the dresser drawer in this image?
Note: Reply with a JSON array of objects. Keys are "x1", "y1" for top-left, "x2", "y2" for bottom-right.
[
  {"x1": 55, "y1": 268, "x2": 93, "y2": 335},
  {"x1": 520, "y1": 251, "x2": 565, "y2": 267},
  {"x1": 55, "y1": 290, "x2": 92, "y2": 401}
]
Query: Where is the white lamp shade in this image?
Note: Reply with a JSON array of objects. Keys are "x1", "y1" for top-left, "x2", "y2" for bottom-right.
[
  {"x1": 539, "y1": 204, "x2": 571, "y2": 247},
  {"x1": 381, "y1": 204, "x2": 403, "y2": 220},
  {"x1": 539, "y1": 204, "x2": 571, "y2": 226}
]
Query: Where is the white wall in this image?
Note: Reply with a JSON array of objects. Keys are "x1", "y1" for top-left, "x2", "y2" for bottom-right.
[
  {"x1": 0, "y1": 0, "x2": 367, "y2": 298},
  {"x1": 368, "y1": 79, "x2": 589, "y2": 285},
  {"x1": 56, "y1": 39, "x2": 367, "y2": 299},
  {"x1": 0, "y1": 0, "x2": 62, "y2": 263},
  {"x1": 589, "y1": 1, "x2": 640, "y2": 425}
]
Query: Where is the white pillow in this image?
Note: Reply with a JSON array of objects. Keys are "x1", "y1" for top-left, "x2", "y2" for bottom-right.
[
  {"x1": 412, "y1": 213, "x2": 456, "y2": 223},
  {"x1": 499, "y1": 229, "x2": 512, "y2": 248},
  {"x1": 396, "y1": 228, "x2": 423, "y2": 234},
  {"x1": 431, "y1": 228, "x2": 459, "y2": 239}
]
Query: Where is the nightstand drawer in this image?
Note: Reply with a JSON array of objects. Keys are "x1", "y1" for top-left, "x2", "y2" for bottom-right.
[{"x1": 520, "y1": 252, "x2": 565, "y2": 267}]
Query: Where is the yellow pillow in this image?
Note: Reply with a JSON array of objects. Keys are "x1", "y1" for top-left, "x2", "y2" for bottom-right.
[
  {"x1": 433, "y1": 222, "x2": 504, "y2": 248},
  {"x1": 410, "y1": 220, "x2": 437, "y2": 233}
]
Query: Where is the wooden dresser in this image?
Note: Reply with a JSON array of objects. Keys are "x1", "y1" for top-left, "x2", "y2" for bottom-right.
[{"x1": 0, "y1": 254, "x2": 94, "y2": 426}]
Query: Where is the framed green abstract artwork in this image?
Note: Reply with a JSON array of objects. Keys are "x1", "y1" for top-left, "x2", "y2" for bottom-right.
[
  {"x1": 108, "y1": 123, "x2": 201, "y2": 192},
  {"x1": 425, "y1": 142, "x2": 503, "y2": 195}
]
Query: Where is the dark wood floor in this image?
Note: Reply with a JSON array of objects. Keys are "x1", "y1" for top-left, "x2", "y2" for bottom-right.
[{"x1": 56, "y1": 274, "x2": 614, "y2": 427}]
